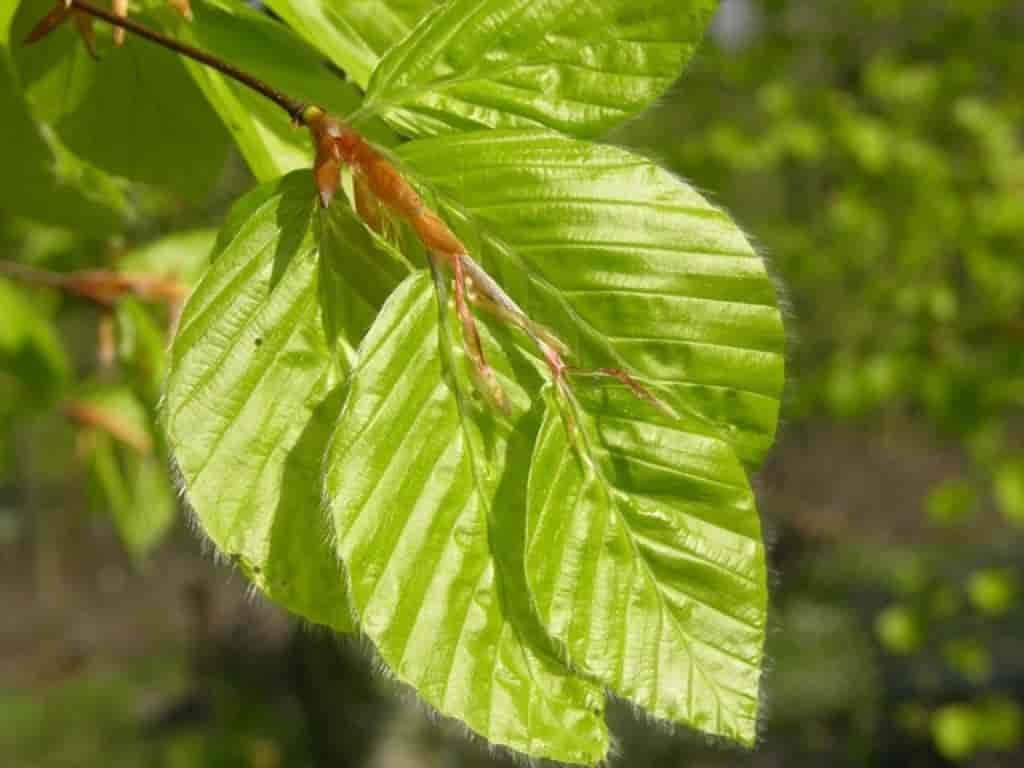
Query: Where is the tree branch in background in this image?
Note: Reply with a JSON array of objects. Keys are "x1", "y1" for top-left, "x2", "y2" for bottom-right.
[
  {"x1": 64, "y1": 401, "x2": 153, "y2": 454},
  {"x1": 0, "y1": 261, "x2": 186, "y2": 308}
]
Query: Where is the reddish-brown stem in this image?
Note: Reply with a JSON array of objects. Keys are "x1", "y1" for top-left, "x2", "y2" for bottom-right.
[
  {"x1": 0, "y1": 260, "x2": 187, "y2": 308},
  {"x1": 64, "y1": 401, "x2": 153, "y2": 454}
]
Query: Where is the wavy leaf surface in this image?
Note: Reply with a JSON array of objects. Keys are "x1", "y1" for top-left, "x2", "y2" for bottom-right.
[
  {"x1": 398, "y1": 130, "x2": 784, "y2": 465},
  {"x1": 164, "y1": 171, "x2": 408, "y2": 630},
  {"x1": 264, "y1": 0, "x2": 439, "y2": 89},
  {"x1": 323, "y1": 272, "x2": 609, "y2": 764},
  {"x1": 364, "y1": 0, "x2": 718, "y2": 139},
  {"x1": 527, "y1": 386, "x2": 766, "y2": 744}
]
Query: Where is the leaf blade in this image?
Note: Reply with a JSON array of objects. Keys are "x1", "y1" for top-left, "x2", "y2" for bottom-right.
[
  {"x1": 165, "y1": 171, "x2": 408, "y2": 631},
  {"x1": 398, "y1": 130, "x2": 784, "y2": 464},
  {"x1": 365, "y1": 0, "x2": 718, "y2": 139},
  {"x1": 528, "y1": 387, "x2": 767, "y2": 744},
  {"x1": 264, "y1": 0, "x2": 439, "y2": 89},
  {"x1": 323, "y1": 272, "x2": 609, "y2": 764}
]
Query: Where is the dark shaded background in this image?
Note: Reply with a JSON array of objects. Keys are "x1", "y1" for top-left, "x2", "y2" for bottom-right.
[{"x1": 3, "y1": 1, "x2": 1023, "y2": 766}]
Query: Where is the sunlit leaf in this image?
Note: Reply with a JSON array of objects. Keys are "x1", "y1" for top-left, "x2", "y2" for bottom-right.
[
  {"x1": 323, "y1": 272, "x2": 609, "y2": 764},
  {"x1": 165, "y1": 171, "x2": 409, "y2": 631},
  {"x1": 363, "y1": 0, "x2": 718, "y2": 138},
  {"x1": 264, "y1": 0, "x2": 439, "y2": 89},
  {"x1": 527, "y1": 384, "x2": 766, "y2": 744},
  {"x1": 398, "y1": 130, "x2": 784, "y2": 464}
]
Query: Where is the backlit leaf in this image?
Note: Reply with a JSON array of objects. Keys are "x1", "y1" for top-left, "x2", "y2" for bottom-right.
[
  {"x1": 323, "y1": 272, "x2": 609, "y2": 764},
  {"x1": 164, "y1": 171, "x2": 408, "y2": 631},
  {"x1": 527, "y1": 385, "x2": 767, "y2": 744},
  {"x1": 363, "y1": 0, "x2": 718, "y2": 139},
  {"x1": 264, "y1": 0, "x2": 439, "y2": 89},
  {"x1": 397, "y1": 130, "x2": 784, "y2": 464}
]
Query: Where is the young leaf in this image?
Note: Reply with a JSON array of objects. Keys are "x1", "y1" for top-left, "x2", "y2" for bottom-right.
[
  {"x1": 527, "y1": 386, "x2": 767, "y2": 745},
  {"x1": 164, "y1": 0, "x2": 382, "y2": 181},
  {"x1": 323, "y1": 272, "x2": 609, "y2": 765},
  {"x1": 263, "y1": 0, "x2": 439, "y2": 89},
  {"x1": 363, "y1": 0, "x2": 718, "y2": 139},
  {"x1": 397, "y1": 130, "x2": 784, "y2": 465},
  {"x1": 164, "y1": 171, "x2": 408, "y2": 632},
  {"x1": 12, "y1": 0, "x2": 230, "y2": 199}
]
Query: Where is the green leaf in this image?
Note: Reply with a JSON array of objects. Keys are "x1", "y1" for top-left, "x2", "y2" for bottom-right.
[
  {"x1": 12, "y1": 0, "x2": 230, "y2": 198},
  {"x1": 323, "y1": 272, "x2": 609, "y2": 764},
  {"x1": 164, "y1": 171, "x2": 409, "y2": 632},
  {"x1": 926, "y1": 478, "x2": 977, "y2": 526},
  {"x1": 263, "y1": 0, "x2": 439, "y2": 90},
  {"x1": 363, "y1": 0, "x2": 717, "y2": 139},
  {"x1": 163, "y1": 0, "x2": 381, "y2": 181},
  {"x1": 116, "y1": 298, "x2": 171, "y2": 395},
  {"x1": 118, "y1": 228, "x2": 216, "y2": 288},
  {"x1": 398, "y1": 130, "x2": 784, "y2": 465},
  {"x1": 78, "y1": 386, "x2": 175, "y2": 557},
  {"x1": 526, "y1": 384, "x2": 766, "y2": 744},
  {"x1": 994, "y1": 456, "x2": 1024, "y2": 526},
  {"x1": 0, "y1": 276, "x2": 70, "y2": 403},
  {"x1": 114, "y1": 229, "x2": 216, "y2": 397},
  {"x1": 0, "y1": 3, "x2": 128, "y2": 233}
]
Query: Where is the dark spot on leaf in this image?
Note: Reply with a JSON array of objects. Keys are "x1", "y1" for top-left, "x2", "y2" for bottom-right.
[{"x1": 254, "y1": 337, "x2": 263, "y2": 347}]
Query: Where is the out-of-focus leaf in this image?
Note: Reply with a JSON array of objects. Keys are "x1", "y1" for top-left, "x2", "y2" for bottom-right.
[
  {"x1": 875, "y1": 604, "x2": 922, "y2": 655},
  {"x1": 967, "y1": 569, "x2": 1016, "y2": 617},
  {"x1": 264, "y1": 0, "x2": 439, "y2": 89},
  {"x1": 323, "y1": 272, "x2": 609, "y2": 765},
  {"x1": 118, "y1": 228, "x2": 216, "y2": 287},
  {"x1": 165, "y1": 171, "x2": 409, "y2": 632},
  {"x1": 73, "y1": 385, "x2": 174, "y2": 556},
  {"x1": 363, "y1": 0, "x2": 718, "y2": 139},
  {"x1": 112, "y1": 230, "x2": 216, "y2": 395},
  {"x1": 932, "y1": 699, "x2": 1023, "y2": 761},
  {"x1": 0, "y1": 2, "x2": 128, "y2": 233},
  {"x1": 12, "y1": 0, "x2": 230, "y2": 198},
  {"x1": 0, "y1": 277, "x2": 70, "y2": 403},
  {"x1": 926, "y1": 478, "x2": 977, "y2": 526},
  {"x1": 77, "y1": 386, "x2": 173, "y2": 556},
  {"x1": 994, "y1": 456, "x2": 1024, "y2": 526}
]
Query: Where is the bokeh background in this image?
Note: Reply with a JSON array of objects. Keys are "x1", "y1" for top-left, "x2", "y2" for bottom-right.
[{"x1": 2, "y1": 0, "x2": 1023, "y2": 765}]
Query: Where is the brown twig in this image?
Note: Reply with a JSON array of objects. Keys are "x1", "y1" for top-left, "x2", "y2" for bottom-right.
[
  {"x1": 64, "y1": 401, "x2": 153, "y2": 454},
  {"x1": 1, "y1": 261, "x2": 187, "y2": 308}
]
